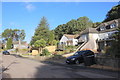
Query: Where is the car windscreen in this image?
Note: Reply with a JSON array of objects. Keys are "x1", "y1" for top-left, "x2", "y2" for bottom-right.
[
  {"x1": 73, "y1": 52, "x2": 79, "y2": 56},
  {"x1": 73, "y1": 51, "x2": 85, "y2": 56}
]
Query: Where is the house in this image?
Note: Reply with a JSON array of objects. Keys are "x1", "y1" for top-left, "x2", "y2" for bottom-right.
[
  {"x1": 0, "y1": 41, "x2": 2, "y2": 49},
  {"x1": 77, "y1": 28, "x2": 99, "y2": 52},
  {"x1": 96, "y1": 18, "x2": 119, "y2": 52},
  {"x1": 60, "y1": 34, "x2": 79, "y2": 46},
  {"x1": 0, "y1": 41, "x2": 5, "y2": 49},
  {"x1": 13, "y1": 41, "x2": 28, "y2": 49},
  {"x1": 77, "y1": 18, "x2": 120, "y2": 52}
]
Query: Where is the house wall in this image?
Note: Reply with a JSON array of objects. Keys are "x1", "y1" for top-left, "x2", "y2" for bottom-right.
[
  {"x1": 98, "y1": 31, "x2": 117, "y2": 40},
  {"x1": 60, "y1": 35, "x2": 78, "y2": 46},
  {"x1": 72, "y1": 39, "x2": 78, "y2": 46},
  {"x1": 80, "y1": 33, "x2": 99, "y2": 52},
  {"x1": 60, "y1": 35, "x2": 68, "y2": 46},
  {"x1": 78, "y1": 34, "x2": 88, "y2": 42},
  {"x1": 14, "y1": 44, "x2": 28, "y2": 49}
]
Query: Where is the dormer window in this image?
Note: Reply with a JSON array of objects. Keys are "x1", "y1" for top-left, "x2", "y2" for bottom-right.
[
  {"x1": 106, "y1": 25, "x2": 111, "y2": 29},
  {"x1": 110, "y1": 23, "x2": 116, "y2": 28},
  {"x1": 100, "y1": 26, "x2": 106, "y2": 31}
]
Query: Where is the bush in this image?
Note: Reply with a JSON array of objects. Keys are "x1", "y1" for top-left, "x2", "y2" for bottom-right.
[
  {"x1": 42, "y1": 49, "x2": 50, "y2": 56},
  {"x1": 70, "y1": 49, "x2": 74, "y2": 53}
]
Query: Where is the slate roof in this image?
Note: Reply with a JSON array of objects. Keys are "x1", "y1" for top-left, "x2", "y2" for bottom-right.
[
  {"x1": 64, "y1": 34, "x2": 79, "y2": 39},
  {"x1": 98, "y1": 18, "x2": 120, "y2": 28},
  {"x1": 97, "y1": 18, "x2": 120, "y2": 33},
  {"x1": 80, "y1": 28, "x2": 98, "y2": 35}
]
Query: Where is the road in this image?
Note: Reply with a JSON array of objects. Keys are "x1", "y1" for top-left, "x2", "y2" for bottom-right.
[{"x1": 2, "y1": 54, "x2": 120, "y2": 79}]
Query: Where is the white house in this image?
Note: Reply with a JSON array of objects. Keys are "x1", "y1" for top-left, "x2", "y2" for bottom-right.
[
  {"x1": 60, "y1": 34, "x2": 79, "y2": 46},
  {"x1": 13, "y1": 41, "x2": 28, "y2": 49},
  {"x1": 96, "y1": 18, "x2": 119, "y2": 52},
  {"x1": 77, "y1": 18, "x2": 120, "y2": 52}
]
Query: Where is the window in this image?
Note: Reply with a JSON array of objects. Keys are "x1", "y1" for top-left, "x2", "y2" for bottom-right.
[
  {"x1": 100, "y1": 26, "x2": 106, "y2": 31},
  {"x1": 110, "y1": 23, "x2": 116, "y2": 28},
  {"x1": 106, "y1": 25, "x2": 111, "y2": 29}
]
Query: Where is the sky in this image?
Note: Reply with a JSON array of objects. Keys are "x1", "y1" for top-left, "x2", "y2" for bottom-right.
[{"x1": 2, "y1": 2, "x2": 118, "y2": 43}]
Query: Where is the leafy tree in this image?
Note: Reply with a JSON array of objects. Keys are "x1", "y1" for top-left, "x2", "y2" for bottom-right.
[
  {"x1": 52, "y1": 40, "x2": 58, "y2": 46},
  {"x1": 103, "y1": 4, "x2": 120, "y2": 22},
  {"x1": 2, "y1": 29, "x2": 25, "y2": 41},
  {"x1": 30, "y1": 16, "x2": 50, "y2": 45},
  {"x1": 6, "y1": 38, "x2": 13, "y2": 49},
  {"x1": 2, "y1": 29, "x2": 13, "y2": 41},
  {"x1": 48, "y1": 31, "x2": 55, "y2": 45},
  {"x1": 92, "y1": 22, "x2": 101, "y2": 28},
  {"x1": 34, "y1": 39, "x2": 46, "y2": 54},
  {"x1": 54, "y1": 16, "x2": 94, "y2": 40},
  {"x1": 106, "y1": 28, "x2": 120, "y2": 58},
  {"x1": 42, "y1": 49, "x2": 50, "y2": 56}
]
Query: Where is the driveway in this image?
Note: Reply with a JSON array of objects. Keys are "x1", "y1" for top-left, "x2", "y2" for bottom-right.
[{"x1": 2, "y1": 54, "x2": 120, "y2": 79}]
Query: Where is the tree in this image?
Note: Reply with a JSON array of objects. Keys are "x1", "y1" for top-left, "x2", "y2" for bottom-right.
[
  {"x1": 12, "y1": 29, "x2": 25, "y2": 41},
  {"x1": 54, "y1": 16, "x2": 94, "y2": 40},
  {"x1": 39, "y1": 16, "x2": 49, "y2": 29},
  {"x1": 34, "y1": 39, "x2": 46, "y2": 54},
  {"x1": 106, "y1": 28, "x2": 120, "y2": 58},
  {"x1": 30, "y1": 16, "x2": 50, "y2": 45},
  {"x1": 2, "y1": 29, "x2": 13, "y2": 41},
  {"x1": 6, "y1": 38, "x2": 12, "y2": 49},
  {"x1": 92, "y1": 22, "x2": 101, "y2": 28},
  {"x1": 52, "y1": 40, "x2": 58, "y2": 46},
  {"x1": 2, "y1": 29, "x2": 25, "y2": 41},
  {"x1": 103, "y1": 4, "x2": 120, "y2": 22},
  {"x1": 48, "y1": 31, "x2": 55, "y2": 45}
]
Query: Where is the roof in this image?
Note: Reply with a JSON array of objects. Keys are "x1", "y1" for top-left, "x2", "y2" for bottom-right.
[
  {"x1": 80, "y1": 28, "x2": 98, "y2": 35},
  {"x1": 96, "y1": 18, "x2": 120, "y2": 33},
  {"x1": 13, "y1": 41, "x2": 27, "y2": 45},
  {"x1": 64, "y1": 34, "x2": 79, "y2": 39},
  {"x1": 97, "y1": 18, "x2": 120, "y2": 28}
]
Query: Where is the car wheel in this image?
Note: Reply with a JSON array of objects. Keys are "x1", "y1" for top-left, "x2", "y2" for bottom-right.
[{"x1": 75, "y1": 60, "x2": 79, "y2": 64}]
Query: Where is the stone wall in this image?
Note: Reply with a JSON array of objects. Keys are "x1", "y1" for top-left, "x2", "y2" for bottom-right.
[
  {"x1": 45, "y1": 46, "x2": 56, "y2": 53},
  {"x1": 96, "y1": 57, "x2": 120, "y2": 68}
]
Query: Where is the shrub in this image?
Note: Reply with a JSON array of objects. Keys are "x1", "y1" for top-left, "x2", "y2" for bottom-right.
[
  {"x1": 70, "y1": 49, "x2": 74, "y2": 53},
  {"x1": 42, "y1": 49, "x2": 50, "y2": 56}
]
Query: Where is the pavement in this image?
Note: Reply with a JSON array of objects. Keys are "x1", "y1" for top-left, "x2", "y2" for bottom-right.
[{"x1": 1, "y1": 54, "x2": 120, "y2": 79}]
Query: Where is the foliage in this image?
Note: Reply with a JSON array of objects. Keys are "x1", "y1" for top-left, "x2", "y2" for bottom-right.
[
  {"x1": 54, "y1": 16, "x2": 99, "y2": 40},
  {"x1": 34, "y1": 39, "x2": 46, "y2": 48},
  {"x1": 6, "y1": 38, "x2": 13, "y2": 49},
  {"x1": 2, "y1": 29, "x2": 12, "y2": 41},
  {"x1": 39, "y1": 16, "x2": 49, "y2": 29},
  {"x1": 2, "y1": 29, "x2": 25, "y2": 41},
  {"x1": 92, "y1": 22, "x2": 101, "y2": 28},
  {"x1": 103, "y1": 4, "x2": 120, "y2": 22},
  {"x1": 52, "y1": 40, "x2": 58, "y2": 46},
  {"x1": 106, "y1": 28, "x2": 120, "y2": 58},
  {"x1": 30, "y1": 16, "x2": 51, "y2": 45},
  {"x1": 42, "y1": 49, "x2": 50, "y2": 56},
  {"x1": 47, "y1": 31, "x2": 55, "y2": 45}
]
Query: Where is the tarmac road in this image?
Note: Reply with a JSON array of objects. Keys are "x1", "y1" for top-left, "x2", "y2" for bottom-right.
[{"x1": 1, "y1": 54, "x2": 119, "y2": 79}]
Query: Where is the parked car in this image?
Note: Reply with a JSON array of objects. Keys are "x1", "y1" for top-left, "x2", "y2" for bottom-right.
[
  {"x1": 66, "y1": 50, "x2": 94, "y2": 64},
  {"x1": 2, "y1": 51, "x2": 10, "y2": 55}
]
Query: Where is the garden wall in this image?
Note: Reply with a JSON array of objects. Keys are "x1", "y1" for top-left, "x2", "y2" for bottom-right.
[
  {"x1": 45, "y1": 46, "x2": 56, "y2": 53},
  {"x1": 96, "y1": 57, "x2": 120, "y2": 68}
]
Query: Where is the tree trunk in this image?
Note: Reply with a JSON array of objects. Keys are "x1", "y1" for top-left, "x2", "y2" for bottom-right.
[
  {"x1": 41, "y1": 48, "x2": 43, "y2": 54},
  {"x1": 39, "y1": 48, "x2": 40, "y2": 54},
  {"x1": 19, "y1": 39, "x2": 21, "y2": 49}
]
